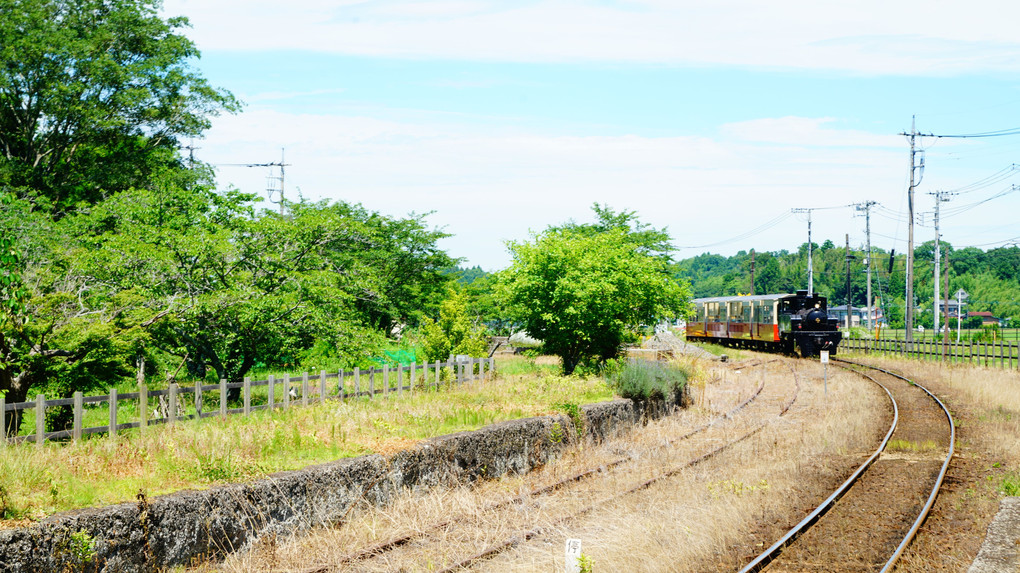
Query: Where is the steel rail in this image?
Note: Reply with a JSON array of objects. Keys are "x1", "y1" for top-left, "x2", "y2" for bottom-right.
[
  {"x1": 839, "y1": 360, "x2": 956, "y2": 573},
  {"x1": 433, "y1": 362, "x2": 802, "y2": 573},
  {"x1": 300, "y1": 361, "x2": 780, "y2": 573},
  {"x1": 737, "y1": 364, "x2": 899, "y2": 573}
]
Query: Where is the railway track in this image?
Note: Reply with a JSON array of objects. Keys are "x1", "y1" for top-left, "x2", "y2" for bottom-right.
[
  {"x1": 292, "y1": 359, "x2": 797, "y2": 573},
  {"x1": 739, "y1": 359, "x2": 955, "y2": 573}
]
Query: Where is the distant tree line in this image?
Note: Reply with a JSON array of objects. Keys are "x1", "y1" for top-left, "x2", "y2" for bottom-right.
[{"x1": 674, "y1": 240, "x2": 1020, "y2": 329}]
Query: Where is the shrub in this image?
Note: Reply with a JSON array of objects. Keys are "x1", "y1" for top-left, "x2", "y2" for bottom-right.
[{"x1": 608, "y1": 360, "x2": 689, "y2": 402}]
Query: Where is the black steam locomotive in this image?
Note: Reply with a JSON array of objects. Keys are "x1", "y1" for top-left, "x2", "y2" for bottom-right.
[{"x1": 686, "y1": 290, "x2": 843, "y2": 357}]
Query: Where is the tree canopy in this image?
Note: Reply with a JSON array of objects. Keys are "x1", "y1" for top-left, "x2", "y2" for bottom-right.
[
  {"x1": 0, "y1": 0, "x2": 238, "y2": 211},
  {"x1": 498, "y1": 206, "x2": 691, "y2": 374}
]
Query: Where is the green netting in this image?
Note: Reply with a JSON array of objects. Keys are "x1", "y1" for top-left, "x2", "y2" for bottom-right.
[{"x1": 369, "y1": 349, "x2": 418, "y2": 366}]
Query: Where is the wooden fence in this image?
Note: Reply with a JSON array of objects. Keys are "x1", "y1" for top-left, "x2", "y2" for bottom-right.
[
  {"x1": 841, "y1": 336, "x2": 1019, "y2": 369},
  {"x1": 1, "y1": 357, "x2": 495, "y2": 446}
]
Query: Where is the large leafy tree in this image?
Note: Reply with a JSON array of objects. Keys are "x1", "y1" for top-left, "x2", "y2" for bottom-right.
[
  {"x1": 0, "y1": 0, "x2": 238, "y2": 211},
  {"x1": 498, "y1": 208, "x2": 692, "y2": 374}
]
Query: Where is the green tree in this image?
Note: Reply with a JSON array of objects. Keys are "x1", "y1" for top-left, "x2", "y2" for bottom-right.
[
  {"x1": 419, "y1": 289, "x2": 488, "y2": 362},
  {"x1": 0, "y1": 0, "x2": 238, "y2": 210},
  {"x1": 498, "y1": 214, "x2": 691, "y2": 375}
]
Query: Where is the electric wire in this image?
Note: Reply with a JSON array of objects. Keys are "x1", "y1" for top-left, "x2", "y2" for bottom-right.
[{"x1": 677, "y1": 211, "x2": 792, "y2": 250}]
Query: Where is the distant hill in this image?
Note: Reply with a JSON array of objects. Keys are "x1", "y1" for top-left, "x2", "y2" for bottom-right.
[{"x1": 445, "y1": 265, "x2": 490, "y2": 285}]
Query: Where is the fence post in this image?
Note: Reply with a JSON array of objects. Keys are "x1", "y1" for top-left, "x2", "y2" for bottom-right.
[
  {"x1": 397, "y1": 365, "x2": 403, "y2": 395},
  {"x1": 302, "y1": 372, "x2": 309, "y2": 407},
  {"x1": 243, "y1": 377, "x2": 251, "y2": 415},
  {"x1": 383, "y1": 365, "x2": 389, "y2": 396},
  {"x1": 435, "y1": 360, "x2": 440, "y2": 390},
  {"x1": 169, "y1": 383, "x2": 179, "y2": 426},
  {"x1": 369, "y1": 368, "x2": 376, "y2": 397},
  {"x1": 219, "y1": 379, "x2": 227, "y2": 417},
  {"x1": 319, "y1": 370, "x2": 327, "y2": 403},
  {"x1": 283, "y1": 373, "x2": 291, "y2": 409},
  {"x1": 73, "y1": 391, "x2": 83, "y2": 442},
  {"x1": 36, "y1": 394, "x2": 45, "y2": 447},
  {"x1": 339, "y1": 370, "x2": 346, "y2": 400},
  {"x1": 268, "y1": 375, "x2": 276, "y2": 410},
  {"x1": 355, "y1": 367, "x2": 361, "y2": 397},
  {"x1": 410, "y1": 362, "x2": 416, "y2": 393},
  {"x1": 139, "y1": 384, "x2": 148, "y2": 435},
  {"x1": 109, "y1": 388, "x2": 117, "y2": 438},
  {"x1": 195, "y1": 381, "x2": 203, "y2": 418}
]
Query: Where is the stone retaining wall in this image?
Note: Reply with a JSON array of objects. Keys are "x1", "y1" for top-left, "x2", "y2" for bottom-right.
[{"x1": 0, "y1": 394, "x2": 683, "y2": 572}]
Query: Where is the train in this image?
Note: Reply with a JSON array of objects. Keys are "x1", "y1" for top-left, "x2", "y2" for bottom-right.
[{"x1": 685, "y1": 290, "x2": 843, "y2": 357}]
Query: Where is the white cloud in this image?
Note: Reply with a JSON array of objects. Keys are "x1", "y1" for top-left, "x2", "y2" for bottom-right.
[
  {"x1": 199, "y1": 108, "x2": 918, "y2": 268},
  {"x1": 721, "y1": 117, "x2": 902, "y2": 148},
  {"x1": 164, "y1": 0, "x2": 1020, "y2": 74}
]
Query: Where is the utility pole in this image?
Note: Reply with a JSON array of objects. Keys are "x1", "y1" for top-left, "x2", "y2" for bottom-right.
[
  {"x1": 929, "y1": 191, "x2": 953, "y2": 335},
  {"x1": 217, "y1": 148, "x2": 291, "y2": 216},
  {"x1": 791, "y1": 208, "x2": 815, "y2": 295},
  {"x1": 750, "y1": 249, "x2": 756, "y2": 295},
  {"x1": 853, "y1": 201, "x2": 877, "y2": 330},
  {"x1": 943, "y1": 258, "x2": 950, "y2": 361},
  {"x1": 184, "y1": 139, "x2": 200, "y2": 169},
  {"x1": 900, "y1": 116, "x2": 927, "y2": 343},
  {"x1": 845, "y1": 234, "x2": 855, "y2": 330}
]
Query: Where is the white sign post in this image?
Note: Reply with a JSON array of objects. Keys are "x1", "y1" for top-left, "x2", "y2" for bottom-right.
[
  {"x1": 565, "y1": 539, "x2": 582, "y2": 573},
  {"x1": 819, "y1": 350, "x2": 829, "y2": 396}
]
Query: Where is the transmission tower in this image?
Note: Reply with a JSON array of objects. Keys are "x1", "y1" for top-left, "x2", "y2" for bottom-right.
[{"x1": 217, "y1": 148, "x2": 291, "y2": 215}]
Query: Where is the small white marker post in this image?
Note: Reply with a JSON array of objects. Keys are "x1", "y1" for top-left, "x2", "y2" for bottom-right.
[
  {"x1": 565, "y1": 538, "x2": 582, "y2": 573},
  {"x1": 819, "y1": 349, "x2": 829, "y2": 396}
]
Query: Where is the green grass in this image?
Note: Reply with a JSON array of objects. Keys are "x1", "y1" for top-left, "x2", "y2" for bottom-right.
[
  {"x1": 885, "y1": 439, "x2": 939, "y2": 453},
  {"x1": 1001, "y1": 472, "x2": 1020, "y2": 496},
  {"x1": 0, "y1": 361, "x2": 615, "y2": 522},
  {"x1": 692, "y1": 342, "x2": 745, "y2": 360}
]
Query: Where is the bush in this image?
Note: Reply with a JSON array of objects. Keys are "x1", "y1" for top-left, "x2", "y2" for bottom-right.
[{"x1": 608, "y1": 360, "x2": 689, "y2": 402}]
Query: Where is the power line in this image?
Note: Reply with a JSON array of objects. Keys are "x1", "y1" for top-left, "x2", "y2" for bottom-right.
[
  {"x1": 934, "y1": 127, "x2": 1020, "y2": 139},
  {"x1": 217, "y1": 149, "x2": 291, "y2": 215},
  {"x1": 677, "y1": 211, "x2": 792, "y2": 250}
]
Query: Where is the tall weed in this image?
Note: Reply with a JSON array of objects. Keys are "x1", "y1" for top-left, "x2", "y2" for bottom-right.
[{"x1": 608, "y1": 360, "x2": 690, "y2": 402}]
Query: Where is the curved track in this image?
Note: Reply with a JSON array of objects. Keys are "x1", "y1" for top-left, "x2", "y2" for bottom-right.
[
  {"x1": 739, "y1": 359, "x2": 955, "y2": 573},
  {"x1": 297, "y1": 359, "x2": 796, "y2": 573}
]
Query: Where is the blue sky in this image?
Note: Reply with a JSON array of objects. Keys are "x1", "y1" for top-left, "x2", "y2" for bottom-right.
[{"x1": 163, "y1": 0, "x2": 1020, "y2": 271}]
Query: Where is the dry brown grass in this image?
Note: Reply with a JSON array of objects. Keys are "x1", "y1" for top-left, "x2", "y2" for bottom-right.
[
  {"x1": 862, "y1": 356, "x2": 1020, "y2": 468},
  {"x1": 204, "y1": 356, "x2": 890, "y2": 573}
]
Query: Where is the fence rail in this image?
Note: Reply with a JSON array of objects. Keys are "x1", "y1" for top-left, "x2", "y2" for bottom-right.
[
  {"x1": 1, "y1": 357, "x2": 495, "y2": 446},
  {"x1": 841, "y1": 336, "x2": 1019, "y2": 370}
]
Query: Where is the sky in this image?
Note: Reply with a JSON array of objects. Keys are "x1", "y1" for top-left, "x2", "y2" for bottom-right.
[{"x1": 161, "y1": 0, "x2": 1020, "y2": 271}]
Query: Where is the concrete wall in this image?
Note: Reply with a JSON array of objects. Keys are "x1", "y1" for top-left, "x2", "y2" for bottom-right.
[{"x1": 0, "y1": 394, "x2": 683, "y2": 572}]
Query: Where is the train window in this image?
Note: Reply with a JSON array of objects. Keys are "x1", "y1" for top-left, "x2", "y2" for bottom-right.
[{"x1": 696, "y1": 303, "x2": 705, "y2": 321}]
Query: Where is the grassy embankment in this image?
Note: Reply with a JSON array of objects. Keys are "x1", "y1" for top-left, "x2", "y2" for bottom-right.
[{"x1": 0, "y1": 355, "x2": 615, "y2": 525}]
